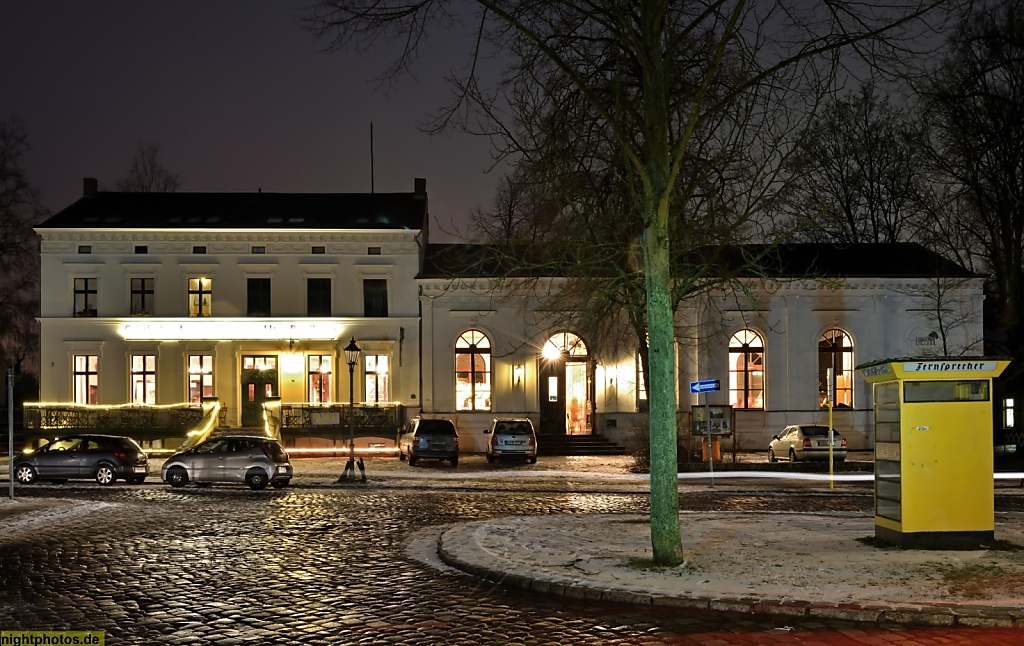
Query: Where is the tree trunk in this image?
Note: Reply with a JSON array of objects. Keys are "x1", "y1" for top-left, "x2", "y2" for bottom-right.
[{"x1": 643, "y1": 197, "x2": 683, "y2": 566}]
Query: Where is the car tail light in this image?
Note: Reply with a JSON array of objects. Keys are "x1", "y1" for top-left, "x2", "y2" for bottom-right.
[
  {"x1": 114, "y1": 450, "x2": 129, "y2": 461},
  {"x1": 840, "y1": 438, "x2": 847, "y2": 448},
  {"x1": 528, "y1": 437, "x2": 536, "y2": 447},
  {"x1": 452, "y1": 436, "x2": 459, "y2": 447},
  {"x1": 802, "y1": 439, "x2": 811, "y2": 448},
  {"x1": 490, "y1": 435, "x2": 499, "y2": 447}
]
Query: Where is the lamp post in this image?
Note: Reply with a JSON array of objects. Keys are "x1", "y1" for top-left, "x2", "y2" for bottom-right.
[{"x1": 340, "y1": 337, "x2": 361, "y2": 482}]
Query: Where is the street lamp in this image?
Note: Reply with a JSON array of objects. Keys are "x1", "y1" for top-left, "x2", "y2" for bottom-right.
[{"x1": 340, "y1": 337, "x2": 361, "y2": 482}]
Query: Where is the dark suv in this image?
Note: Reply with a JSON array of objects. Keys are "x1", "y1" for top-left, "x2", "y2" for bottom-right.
[
  {"x1": 397, "y1": 417, "x2": 459, "y2": 466},
  {"x1": 14, "y1": 434, "x2": 149, "y2": 486}
]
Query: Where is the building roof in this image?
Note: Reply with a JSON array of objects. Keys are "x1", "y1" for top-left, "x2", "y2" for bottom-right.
[
  {"x1": 37, "y1": 189, "x2": 428, "y2": 232},
  {"x1": 418, "y1": 242, "x2": 981, "y2": 280}
]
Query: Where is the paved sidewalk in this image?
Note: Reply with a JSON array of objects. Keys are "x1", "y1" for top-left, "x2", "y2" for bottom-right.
[
  {"x1": 436, "y1": 511, "x2": 1024, "y2": 628},
  {"x1": 5, "y1": 453, "x2": 1024, "y2": 629}
]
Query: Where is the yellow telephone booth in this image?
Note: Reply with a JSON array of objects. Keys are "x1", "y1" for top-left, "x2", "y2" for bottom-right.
[{"x1": 858, "y1": 358, "x2": 1009, "y2": 548}]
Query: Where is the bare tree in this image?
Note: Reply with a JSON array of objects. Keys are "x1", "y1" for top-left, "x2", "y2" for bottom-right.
[
  {"x1": 116, "y1": 143, "x2": 181, "y2": 192},
  {"x1": 920, "y1": 0, "x2": 1024, "y2": 409},
  {"x1": 782, "y1": 84, "x2": 929, "y2": 244},
  {"x1": 0, "y1": 117, "x2": 46, "y2": 393},
  {"x1": 308, "y1": 0, "x2": 949, "y2": 565}
]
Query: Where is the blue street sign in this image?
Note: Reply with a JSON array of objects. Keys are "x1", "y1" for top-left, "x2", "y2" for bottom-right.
[{"x1": 690, "y1": 379, "x2": 720, "y2": 394}]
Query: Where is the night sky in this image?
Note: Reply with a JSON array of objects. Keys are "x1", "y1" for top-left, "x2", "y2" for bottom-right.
[{"x1": 2, "y1": 1, "x2": 502, "y2": 241}]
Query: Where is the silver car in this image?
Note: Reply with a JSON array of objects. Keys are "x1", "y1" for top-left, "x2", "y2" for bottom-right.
[
  {"x1": 162, "y1": 435, "x2": 293, "y2": 490},
  {"x1": 397, "y1": 417, "x2": 459, "y2": 466},
  {"x1": 484, "y1": 418, "x2": 537, "y2": 464},
  {"x1": 769, "y1": 424, "x2": 847, "y2": 462}
]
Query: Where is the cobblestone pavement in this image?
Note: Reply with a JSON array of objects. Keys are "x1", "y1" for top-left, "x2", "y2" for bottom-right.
[{"x1": 2, "y1": 479, "x2": 1024, "y2": 645}]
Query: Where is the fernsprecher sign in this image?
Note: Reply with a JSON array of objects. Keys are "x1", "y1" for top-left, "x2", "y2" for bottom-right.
[{"x1": 903, "y1": 361, "x2": 998, "y2": 373}]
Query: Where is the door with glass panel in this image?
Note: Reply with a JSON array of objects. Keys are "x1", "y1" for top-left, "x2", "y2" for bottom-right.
[{"x1": 240, "y1": 356, "x2": 279, "y2": 427}]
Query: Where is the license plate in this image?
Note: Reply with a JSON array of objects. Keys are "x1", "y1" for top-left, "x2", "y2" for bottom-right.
[
  {"x1": 505, "y1": 441, "x2": 523, "y2": 445},
  {"x1": 817, "y1": 441, "x2": 829, "y2": 447},
  {"x1": 133, "y1": 466, "x2": 147, "y2": 473}
]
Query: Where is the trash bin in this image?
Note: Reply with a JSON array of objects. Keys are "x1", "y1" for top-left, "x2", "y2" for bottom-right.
[{"x1": 701, "y1": 436, "x2": 721, "y2": 461}]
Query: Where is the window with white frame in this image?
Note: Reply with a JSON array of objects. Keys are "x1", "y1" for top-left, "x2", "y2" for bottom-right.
[
  {"x1": 729, "y1": 329, "x2": 764, "y2": 409},
  {"x1": 74, "y1": 278, "x2": 97, "y2": 316},
  {"x1": 187, "y1": 355, "x2": 214, "y2": 403},
  {"x1": 364, "y1": 354, "x2": 389, "y2": 403},
  {"x1": 73, "y1": 354, "x2": 98, "y2": 404},
  {"x1": 131, "y1": 354, "x2": 157, "y2": 404},
  {"x1": 131, "y1": 278, "x2": 154, "y2": 315},
  {"x1": 1005, "y1": 398, "x2": 1015, "y2": 429},
  {"x1": 308, "y1": 355, "x2": 333, "y2": 404},
  {"x1": 636, "y1": 351, "x2": 648, "y2": 411},
  {"x1": 818, "y1": 329, "x2": 853, "y2": 407},
  {"x1": 188, "y1": 277, "x2": 212, "y2": 317},
  {"x1": 455, "y1": 330, "x2": 491, "y2": 411}
]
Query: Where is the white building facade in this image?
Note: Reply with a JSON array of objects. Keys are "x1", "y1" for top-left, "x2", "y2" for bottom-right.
[{"x1": 32, "y1": 179, "x2": 985, "y2": 454}]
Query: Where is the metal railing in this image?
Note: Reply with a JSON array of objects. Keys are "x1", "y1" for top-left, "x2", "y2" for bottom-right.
[
  {"x1": 23, "y1": 403, "x2": 206, "y2": 442},
  {"x1": 279, "y1": 402, "x2": 404, "y2": 440}
]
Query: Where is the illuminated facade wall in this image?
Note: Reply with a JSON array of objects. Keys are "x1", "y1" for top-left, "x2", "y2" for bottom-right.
[
  {"x1": 35, "y1": 187, "x2": 425, "y2": 434},
  {"x1": 35, "y1": 184, "x2": 986, "y2": 453}
]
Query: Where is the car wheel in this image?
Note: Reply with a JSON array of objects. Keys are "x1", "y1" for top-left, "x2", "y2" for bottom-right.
[
  {"x1": 271, "y1": 480, "x2": 289, "y2": 489},
  {"x1": 14, "y1": 465, "x2": 37, "y2": 485},
  {"x1": 94, "y1": 464, "x2": 116, "y2": 486},
  {"x1": 246, "y1": 469, "x2": 269, "y2": 490},
  {"x1": 768, "y1": 448, "x2": 777, "y2": 463},
  {"x1": 486, "y1": 453, "x2": 495, "y2": 464},
  {"x1": 167, "y1": 467, "x2": 189, "y2": 488},
  {"x1": 408, "y1": 456, "x2": 418, "y2": 467},
  {"x1": 789, "y1": 448, "x2": 798, "y2": 462},
  {"x1": 450, "y1": 455, "x2": 459, "y2": 467},
  {"x1": 128, "y1": 477, "x2": 146, "y2": 485},
  {"x1": 528, "y1": 456, "x2": 537, "y2": 464}
]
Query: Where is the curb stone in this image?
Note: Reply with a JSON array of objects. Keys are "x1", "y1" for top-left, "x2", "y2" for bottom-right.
[{"x1": 435, "y1": 518, "x2": 1024, "y2": 628}]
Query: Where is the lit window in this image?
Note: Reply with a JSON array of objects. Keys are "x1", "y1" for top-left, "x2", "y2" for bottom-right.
[
  {"x1": 187, "y1": 355, "x2": 214, "y2": 403},
  {"x1": 131, "y1": 354, "x2": 157, "y2": 405},
  {"x1": 818, "y1": 329, "x2": 853, "y2": 408},
  {"x1": 636, "y1": 351, "x2": 648, "y2": 412},
  {"x1": 1006, "y1": 398, "x2": 1015, "y2": 429},
  {"x1": 73, "y1": 355, "x2": 98, "y2": 404},
  {"x1": 188, "y1": 278, "x2": 212, "y2": 317},
  {"x1": 364, "y1": 355, "x2": 389, "y2": 403},
  {"x1": 455, "y1": 330, "x2": 491, "y2": 411},
  {"x1": 308, "y1": 355, "x2": 332, "y2": 404},
  {"x1": 729, "y1": 329, "x2": 764, "y2": 409}
]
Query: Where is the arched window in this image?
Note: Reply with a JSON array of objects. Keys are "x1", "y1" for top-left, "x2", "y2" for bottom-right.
[
  {"x1": 819, "y1": 329, "x2": 854, "y2": 408},
  {"x1": 455, "y1": 330, "x2": 491, "y2": 411},
  {"x1": 728, "y1": 330, "x2": 764, "y2": 409},
  {"x1": 542, "y1": 332, "x2": 588, "y2": 359}
]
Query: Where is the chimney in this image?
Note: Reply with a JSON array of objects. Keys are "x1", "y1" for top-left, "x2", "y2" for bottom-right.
[
  {"x1": 414, "y1": 177, "x2": 426, "y2": 194},
  {"x1": 83, "y1": 177, "x2": 98, "y2": 196}
]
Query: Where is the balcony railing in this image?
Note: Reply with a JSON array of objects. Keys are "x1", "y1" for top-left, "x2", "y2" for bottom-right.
[
  {"x1": 23, "y1": 403, "x2": 206, "y2": 442},
  {"x1": 279, "y1": 402, "x2": 404, "y2": 440}
]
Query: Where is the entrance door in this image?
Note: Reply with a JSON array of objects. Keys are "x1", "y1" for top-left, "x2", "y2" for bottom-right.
[
  {"x1": 566, "y1": 361, "x2": 590, "y2": 435},
  {"x1": 538, "y1": 332, "x2": 594, "y2": 435},
  {"x1": 539, "y1": 357, "x2": 565, "y2": 434},
  {"x1": 241, "y1": 355, "x2": 279, "y2": 427}
]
